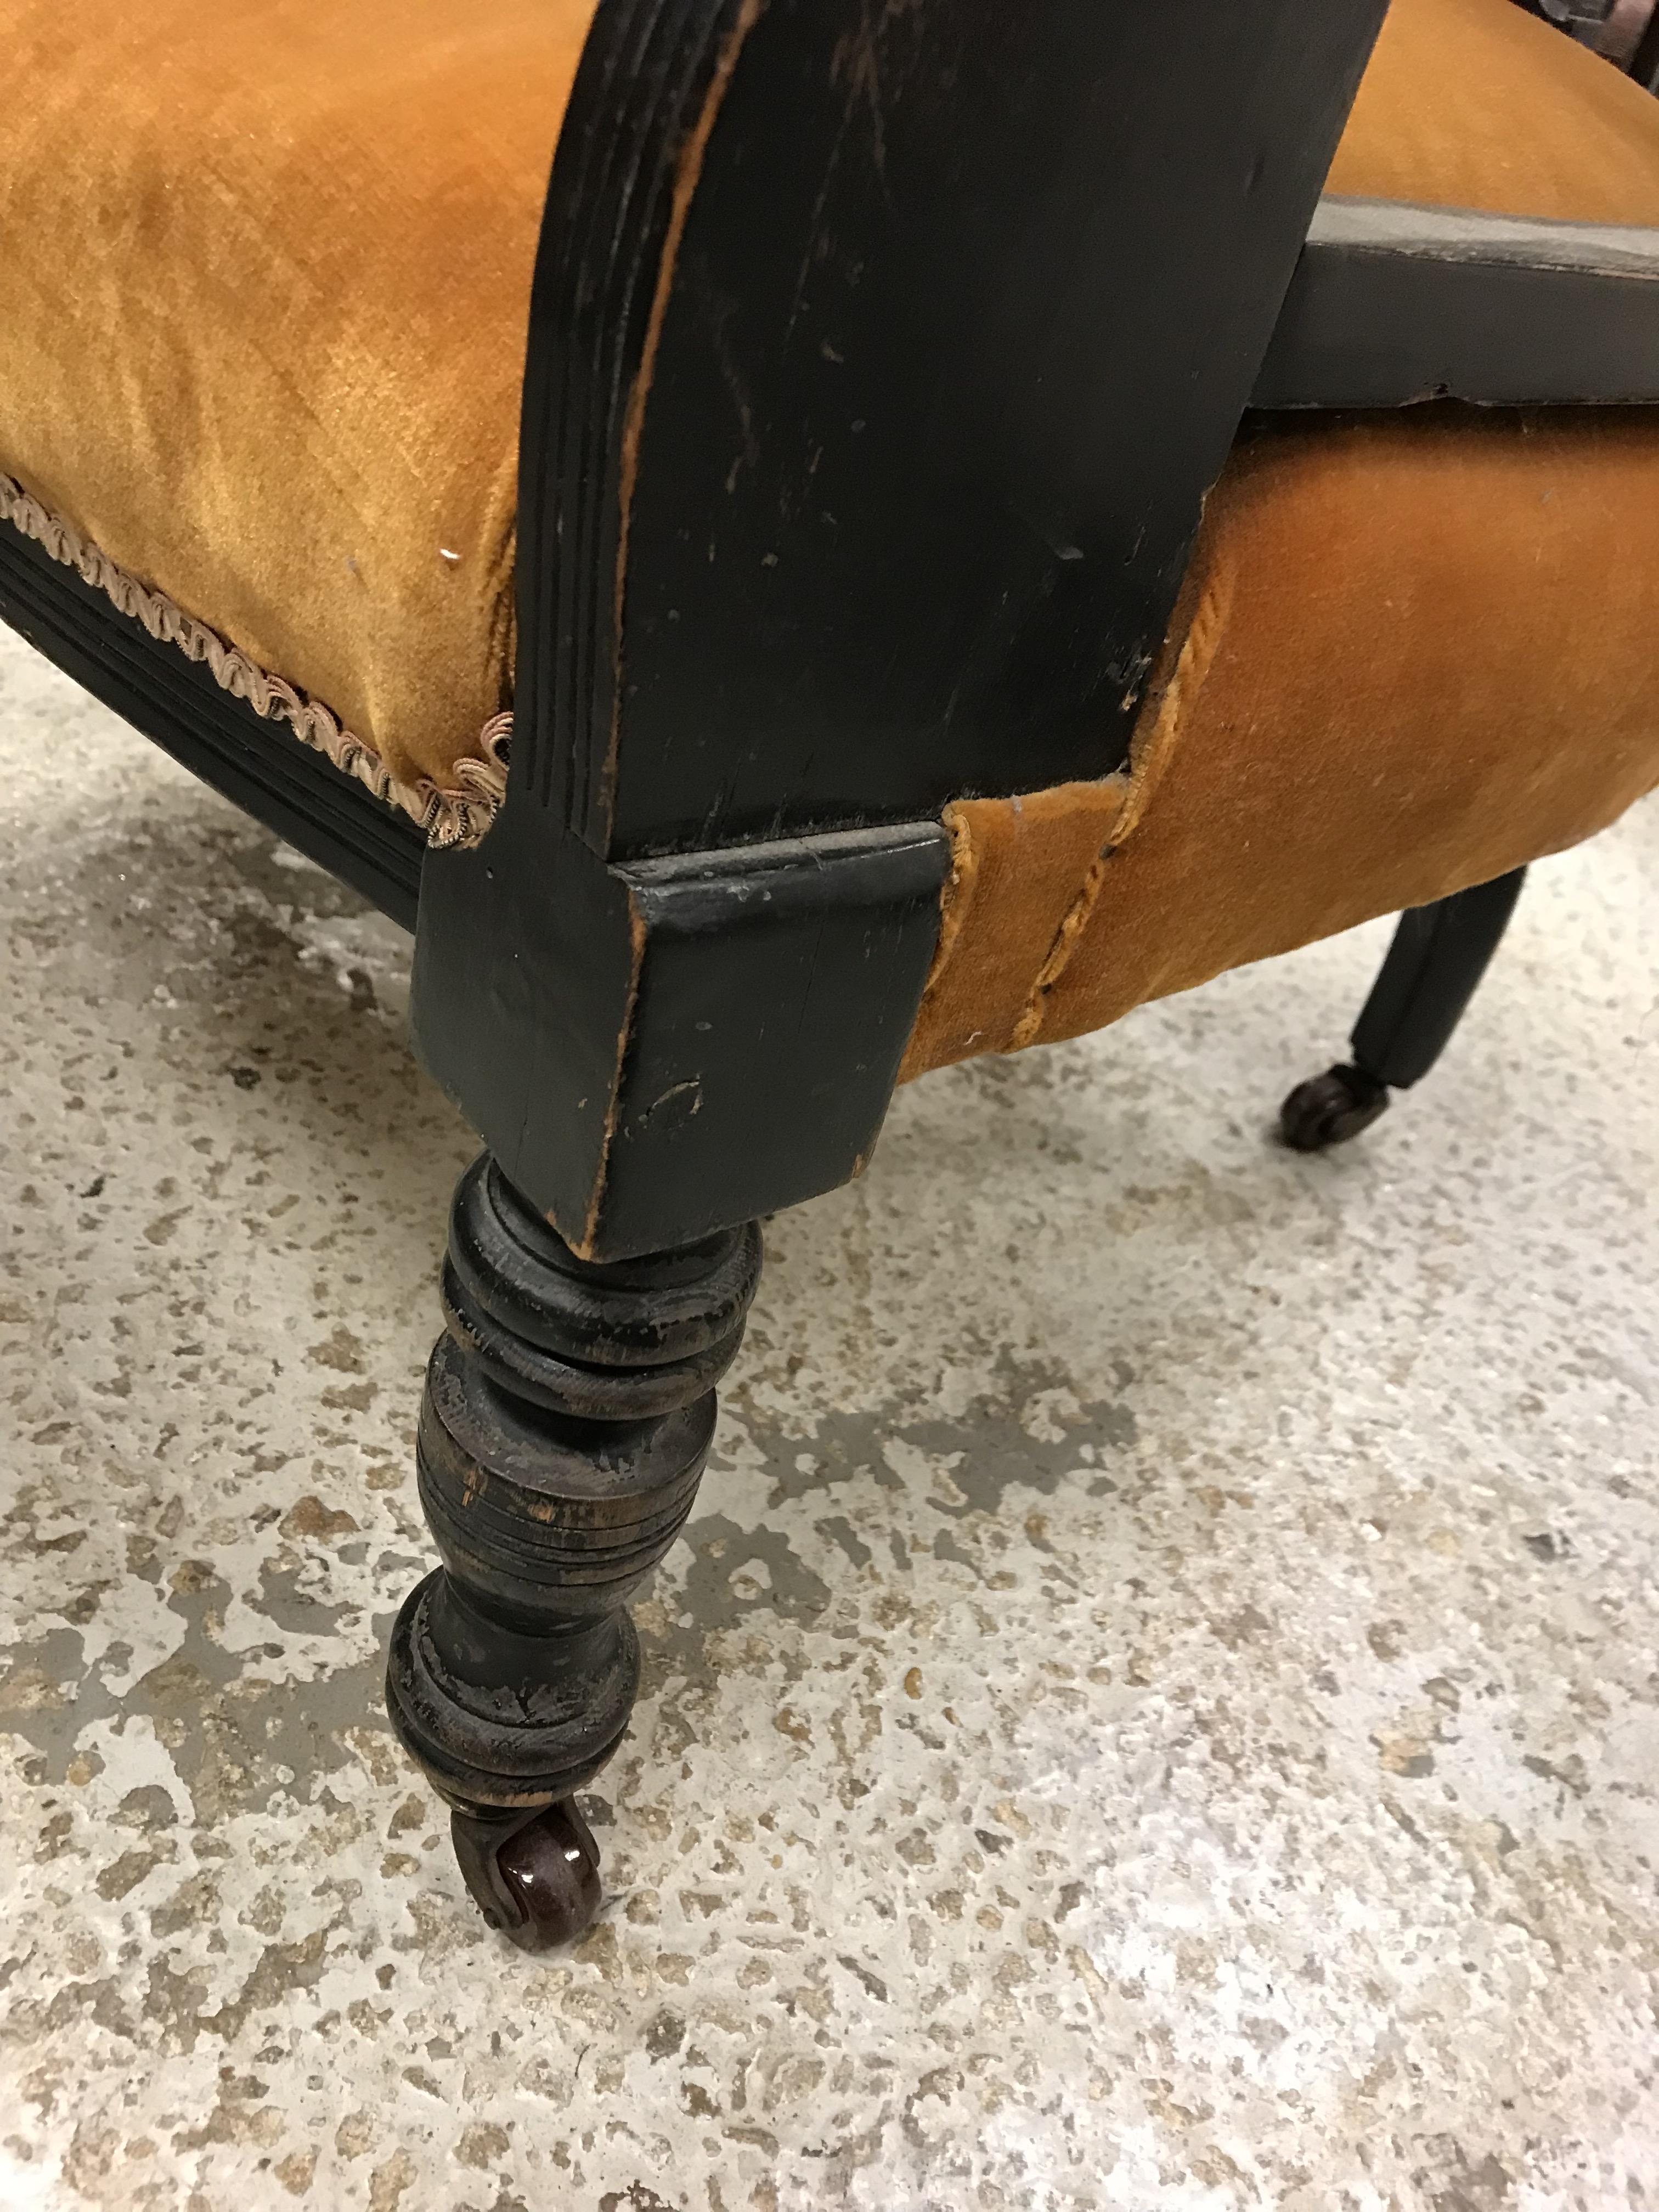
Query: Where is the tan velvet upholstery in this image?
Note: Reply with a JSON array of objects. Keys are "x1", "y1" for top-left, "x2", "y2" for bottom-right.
[
  {"x1": 0, "y1": 0, "x2": 595, "y2": 802},
  {"x1": 901, "y1": 0, "x2": 1659, "y2": 1080},
  {"x1": 901, "y1": 410, "x2": 1659, "y2": 1079},
  {"x1": 2, "y1": 0, "x2": 1657, "y2": 1049},
  {"x1": 1330, "y1": 0, "x2": 1659, "y2": 224}
]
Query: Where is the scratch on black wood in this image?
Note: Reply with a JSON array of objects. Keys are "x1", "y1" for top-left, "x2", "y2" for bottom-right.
[
  {"x1": 793, "y1": 915, "x2": 828, "y2": 1052},
  {"x1": 636, "y1": 1078, "x2": 704, "y2": 1135},
  {"x1": 836, "y1": 0, "x2": 893, "y2": 180},
  {"x1": 702, "y1": 275, "x2": 761, "y2": 494},
  {"x1": 785, "y1": 0, "x2": 925, "y2": 340},
  {"x1": 607, "y1": 0, "x2": 769, "y2": 841}
]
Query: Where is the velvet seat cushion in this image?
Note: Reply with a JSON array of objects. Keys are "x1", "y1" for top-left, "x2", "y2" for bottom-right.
[
  {"x1": 1330, "y1": 0, "x2": 1659, "y2": 224},
  {"x1": 1, "y1": 0, "x2": 1658, "y2": 884},
  {"x1": 0, "y1": 0, "x2": 597, "y2": 837}
]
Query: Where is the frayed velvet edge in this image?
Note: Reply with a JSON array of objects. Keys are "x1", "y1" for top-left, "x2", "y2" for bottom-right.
[{"x1": 1, "y1": 471, "x2": 511, "y2": 849}]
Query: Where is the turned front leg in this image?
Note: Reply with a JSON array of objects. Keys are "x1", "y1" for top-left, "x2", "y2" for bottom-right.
[{"x1": 386, "y1": 1155, "x2": 761, "y2": 1949}]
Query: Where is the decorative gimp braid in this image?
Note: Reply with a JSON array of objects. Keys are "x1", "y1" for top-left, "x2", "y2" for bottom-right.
[{"x1": 1, "y1": 471, "x2": 511, "y2": 848}]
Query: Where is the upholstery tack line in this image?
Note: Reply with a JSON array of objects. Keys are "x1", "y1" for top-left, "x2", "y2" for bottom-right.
[{"x1": 0, "y1": 472, "x2": 511, "y2": 848}]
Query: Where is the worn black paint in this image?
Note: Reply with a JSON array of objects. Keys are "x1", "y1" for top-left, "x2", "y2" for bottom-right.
[
  {"x1": 521, "y1": 0, "x2": 1389, "y2": 857},
  {"x1": 413, "y1": 817, "x2": 949, "y2": 1259},
  {"x1": 1256, "y1": 197, "x2": 1659, "y2": 408},
  {"x1": 407, "y1": 0, "x2": 1389, "y2": 1254}
]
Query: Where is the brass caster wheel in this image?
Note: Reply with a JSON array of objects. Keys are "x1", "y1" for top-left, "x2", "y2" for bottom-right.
[
  {"x1": 451, "y1": 1799, "x2": 602, "y2": 1951},
  {"x1": 1279, "y1": 1063, "x2": 1390, "y2": 1152}
]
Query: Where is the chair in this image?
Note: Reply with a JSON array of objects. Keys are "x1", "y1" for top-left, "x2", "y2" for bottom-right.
[{"x1": 3, "y1": 0, "x2": 1657, "y2": 1950}]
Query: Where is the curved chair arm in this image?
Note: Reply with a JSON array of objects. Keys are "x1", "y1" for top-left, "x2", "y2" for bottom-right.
[{"x1": 415, "y1": 0, "x2": 1387, "y2": 1257}]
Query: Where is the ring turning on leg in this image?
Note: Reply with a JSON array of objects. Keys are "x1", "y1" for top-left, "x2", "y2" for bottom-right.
[{"x1": 386, "y1": 1154, "x2": 761, "y2": 1950}]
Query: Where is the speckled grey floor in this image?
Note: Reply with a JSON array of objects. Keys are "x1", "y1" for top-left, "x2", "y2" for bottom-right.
[{"x1": 0, "y1": 627, "x2": 1656, "y2": 2212}]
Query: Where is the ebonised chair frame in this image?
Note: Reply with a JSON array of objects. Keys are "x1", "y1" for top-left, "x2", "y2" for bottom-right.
[{"x1": 5, "y1": 0, "x2": 1646, "y2": 1946}]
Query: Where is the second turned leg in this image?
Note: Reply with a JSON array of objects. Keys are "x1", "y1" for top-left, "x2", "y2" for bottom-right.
[
  {"x1": 1280, "y1": 867, "x2": 1527, "y2": 1152},
  {"x1": 385, "y1": 1154, "x2": 762, "y2": 1949}
]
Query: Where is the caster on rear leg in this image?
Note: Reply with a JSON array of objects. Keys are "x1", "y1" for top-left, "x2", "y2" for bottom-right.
[
  {"x1": 1279, "y1": 1063, "x2": 1390, "y2": 1152},
  {"x1": 451, "y1": 1798, "x2": 602, "y2": 1951}
]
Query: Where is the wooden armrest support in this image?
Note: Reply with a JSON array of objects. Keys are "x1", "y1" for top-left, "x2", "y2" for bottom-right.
[
  {"x1": 1254, "y1": 194, "x2": 1659, "y2": 407},
  {"x1": 414, "y1": 817, "x2": 949, "y2": 1260}
]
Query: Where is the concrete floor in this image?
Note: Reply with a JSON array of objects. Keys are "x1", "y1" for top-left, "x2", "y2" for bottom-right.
[{"x1": 0, "y1": 624, "x2": 1656, "y2": 2212}]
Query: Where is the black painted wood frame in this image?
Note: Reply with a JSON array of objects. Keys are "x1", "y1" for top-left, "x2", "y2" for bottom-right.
[
  {"x1": 413, "y1": 0, "x2": 1390, "y2": 1257},
  {"x1": 18, "y1": 1, "x2": 1659, "y2": 1255},
  {"x1": 1255, "y1": 195, "x2": 1659, "y2": 408},
  {"x1": 29, "y1": 0, "x2": 1609, "y2": 1260}
]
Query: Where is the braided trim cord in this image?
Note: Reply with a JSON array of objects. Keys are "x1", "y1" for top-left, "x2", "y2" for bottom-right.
[{"x1": 1, "y1": 471, "x2": 511, "y2": 848}]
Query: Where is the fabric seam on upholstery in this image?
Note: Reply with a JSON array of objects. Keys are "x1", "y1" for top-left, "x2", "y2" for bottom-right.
[
  {"x1": 1008, "y1": 571, "x2": 1233, "y2": 1051},
  {"x1": 1, "y1": 472, "x2": 511, "y2": 849},
  {"x1": 917, "y1": 802, "x2": 980, "y2": 998},
  {"x1": 1109, "y1": 570, "x2": 1232, "y2": 851}
]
